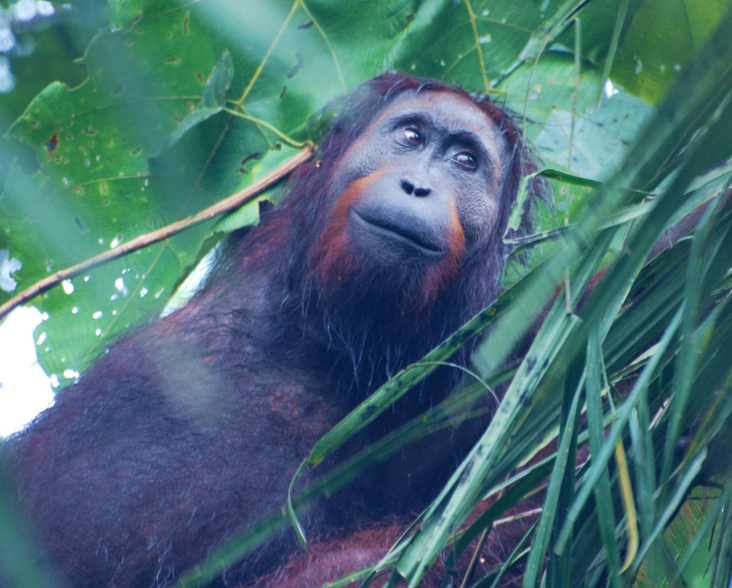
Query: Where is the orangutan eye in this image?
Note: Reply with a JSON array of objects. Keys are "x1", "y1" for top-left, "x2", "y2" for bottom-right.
[
  {"x1": 403, "y1": 128, "x2": 422, "y2": 146},
  {"x1": 454, "y1": 152, "x2": 477, "y2": 170}
]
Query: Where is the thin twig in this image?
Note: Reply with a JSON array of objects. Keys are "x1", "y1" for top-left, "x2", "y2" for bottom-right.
[
  {"x1": 460, "y1": 526, "x2": 490, "y2": 588},
  {"x1": 0, "y1": 145, "x2": 315, "y2": 321}
]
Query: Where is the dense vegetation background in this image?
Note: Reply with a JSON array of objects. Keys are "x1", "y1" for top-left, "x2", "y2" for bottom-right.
[{"x1": 1, "y1": 0, "x2": 732, "y2": 586}]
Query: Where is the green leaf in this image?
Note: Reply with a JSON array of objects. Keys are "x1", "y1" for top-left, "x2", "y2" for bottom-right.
[
  {"x1": 156, "y1": 50, "x2": 235, "y2": 154},
  {"x1": 612, "y1": 0, "x2": 732, "y2": 104}
]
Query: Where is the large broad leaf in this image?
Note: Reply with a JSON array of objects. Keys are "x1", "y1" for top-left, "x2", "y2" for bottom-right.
[{"x1": 612, "y1": 0, "x2": 732, "y2": 103}]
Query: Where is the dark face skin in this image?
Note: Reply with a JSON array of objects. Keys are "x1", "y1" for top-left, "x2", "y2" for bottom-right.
[{"x1": 330, "y1": 90, "x2": 508, "y2": 269}]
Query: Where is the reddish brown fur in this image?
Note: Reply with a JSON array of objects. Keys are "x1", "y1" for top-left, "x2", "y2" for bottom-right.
[
  {"x1": 418, "y1": 199, "x2": 467, "y2": 305},
  {"x1": 309, "y1": 170, "x2": 388, "y2": 293},
  {"x1": 245, "y1": 499, "x2": 539, "y2": 588}
]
